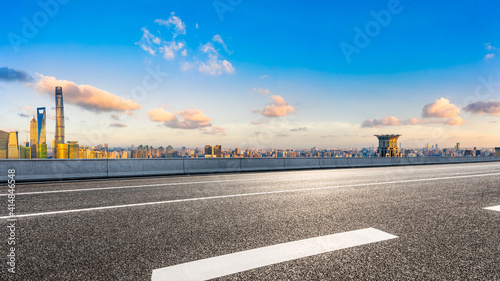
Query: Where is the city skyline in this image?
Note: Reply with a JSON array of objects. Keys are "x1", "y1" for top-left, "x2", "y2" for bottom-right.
[{"x1": 2, "y1": 1, "x2": 500, "y2": 149}]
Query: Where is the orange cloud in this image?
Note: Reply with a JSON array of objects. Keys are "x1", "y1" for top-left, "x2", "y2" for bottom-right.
[
  {"x1": 445, "y1": 116, "x2": 466, "y2": 126},
  {"x1": 422, "y1": 98, "x2": 460, "y2": 118},
  {"x1": 361, "y1": 116, "x2": 400, "y2": 127},
  {"x1": 35, "y1": 74, "x2": 141, "y2": 112},
  {"x1": 147, "y1": 108, "x2": 212, "y2": 129},
  {"x1": 261, "y1": 95, "x2": 295, "y2": 117}
]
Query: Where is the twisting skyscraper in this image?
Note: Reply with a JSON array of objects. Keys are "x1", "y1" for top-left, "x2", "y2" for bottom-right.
[{"x1": 55, "y1": 86, "x2": 65, "y2": 144}]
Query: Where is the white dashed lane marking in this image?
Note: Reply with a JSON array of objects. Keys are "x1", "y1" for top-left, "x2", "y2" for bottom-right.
[{"x1": 151, "y1": 228, "x2": 398, "y2": 281}]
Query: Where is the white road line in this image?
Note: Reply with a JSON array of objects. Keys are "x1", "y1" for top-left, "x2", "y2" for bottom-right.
[
  {"x1": 1, "y1": 172, "x2": 500, "y2": 219},
  {"x1": 151, "y1": 228, "x2": 397, "y2": 281},
  {"x1": 484, "y1": 205, "x2": 500, "y2": 212},
  {"x1": 0, "y1": 179, "x2": 246, "y2": 196}
]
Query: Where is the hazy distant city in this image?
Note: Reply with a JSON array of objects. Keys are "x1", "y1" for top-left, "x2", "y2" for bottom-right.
[{"x1": 2, "y1": 86, "x2": 499, "y2": 160}]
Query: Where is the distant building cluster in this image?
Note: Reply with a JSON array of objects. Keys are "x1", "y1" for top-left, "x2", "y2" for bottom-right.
[
  {"x1": 0, "y1": 86, "x2": 80, "y2": 159},
  {"x1": 2, "y1": 95, "x2": 500, "y2": 160}
]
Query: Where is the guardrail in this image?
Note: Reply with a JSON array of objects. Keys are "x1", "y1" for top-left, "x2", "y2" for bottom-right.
[{"x1": 1, "y1": 156, "x2": 500, "y2": 182}]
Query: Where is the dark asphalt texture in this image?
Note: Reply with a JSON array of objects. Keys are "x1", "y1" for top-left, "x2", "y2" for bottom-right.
[{"x1": 1, "y1": 162, "x2": 500, "y2": 280}]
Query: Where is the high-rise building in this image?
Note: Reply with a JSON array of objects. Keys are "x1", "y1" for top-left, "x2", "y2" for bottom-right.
[
  {"x1": 166, "y1": 145, "x2": 174, "y2": 158},
  {"x1": 214, "y1": 145, "x2": 222, "y2": 158},
  {"x1": 57, "y1": 143, "x2": 69, "y2": 159},
  {"x1": 205, "y1": 145, "x2": 213, "y2": 157},
  {"x1": 55, "y1": 86, "x2": 65, "y2": 144},
  {"x1": 0, "y1": 130, "x2": 8, "y2": 159},
  {"x1": 456, "y1": 142, "x2": 460, "y2": 150},
  {"x1": 37, "y1": 143, "x2": 47, "y2": 159},
  {"x1": 68, "y1": 141, "x2": 79, "y2": 159},
  {"x1": 37, "y1": 107, "x2": 46, "y2": 144},
  {"x1": 30, "y1": 116, "x2": 38, "y2": 158},
  {"x1": 375, "y1": 134, "x2": 401, "y2": 157},
  {"x1": 7, "y1": 132, "x2": 19, "y2": 159}
]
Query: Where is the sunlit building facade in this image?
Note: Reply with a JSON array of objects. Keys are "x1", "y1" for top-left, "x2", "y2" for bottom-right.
[
  {"x1": 204, "y1": 145, "x2": 213, "y2": 157},
  {"x1": 55, "y1": 86, "x2": 65, "y2": 144},
  {"x1": 57, "y1": 143, "x2": 69, "y2": 159},
  {"x1": 68, "y1": 141, "x2": 79, "y2": 159},
  {"x1": 37, "y1": 143, "x2": 47, "y2": 159},
  {"x1": 214, "y1": 145, "x2": 222, "y2": 158},
  {"x1": 0, "y1": 130, "x2": 8, "y2": 159},
  {"x1": 7, "y1": 131, "x2": 19, "y2": 159},
  {"x1": 375, "y1": 134, "x2": 401, "y2": 157},
  {"x1": 30, "y1": 116, "x2": 38, "y2": 158}
]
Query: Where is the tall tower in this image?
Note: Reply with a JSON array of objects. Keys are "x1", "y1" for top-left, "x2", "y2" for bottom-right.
[
  {"x1": 55, "y1": 86, "x2": 65, "y2": 144},
  {"x1": 37, "y1": 107, "x2": 46, "y2": 144},
  {"x1": 375, "y1": 134, "x2": 401, "y2": 157},
  {"x1": 30, "y1": 116, "x2": 38, "y2": 158}
]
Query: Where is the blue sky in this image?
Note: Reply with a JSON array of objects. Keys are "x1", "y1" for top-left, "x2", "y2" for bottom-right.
[{"x1": 1, "y1": 0, "x2": 500, "y2": 149}]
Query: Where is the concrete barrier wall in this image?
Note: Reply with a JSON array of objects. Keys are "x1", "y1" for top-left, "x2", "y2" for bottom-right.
[
  {"x1": 284, "y1": 158, "x2": 320, "y2": 170},
  {"x1": 1, "y1": 156, "x2": 500, "y2": 182},
  {"x1": 107, "y1": 159, "x2": 184, "y2": 177},
  {"x1": 184, "y1": 158, "x2": 240, "y2": 174},
  {"x1": 241, "y1": 158, "x2": 285, "y2": 171}
]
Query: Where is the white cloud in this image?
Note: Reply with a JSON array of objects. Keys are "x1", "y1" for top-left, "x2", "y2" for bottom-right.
[
  {"x1": 212, "y1": 34, "x2": 232, "y2": 54},
  {"x1": 260, "y1": 75, "x2": 270, "y2": 79},
  {"x1": 484, "y1": 43, "x2": 496, "y2": 51},
  {"x1": 161, "y1": 41, "x2": 185, "y2": 60},
  {"x1": 154, "y1": 12, "x2": 186, "y2": 38},
  {"x1": 137, "y1": 13, "x2": 187, "y2": 61},
  {"x1": 484, "y1": 53, "x2": 495, "y2": 60},
  {"x1": 198, "y1": 42, "x2": 235, "y2": 75},
  {"x1": 136, "y1": 28, "x2": 160, "y2": 56}
]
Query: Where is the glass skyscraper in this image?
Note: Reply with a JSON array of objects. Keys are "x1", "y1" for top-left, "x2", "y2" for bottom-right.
[{"x1": 37, "y1": 107, "x2": 46, "y2": 144}]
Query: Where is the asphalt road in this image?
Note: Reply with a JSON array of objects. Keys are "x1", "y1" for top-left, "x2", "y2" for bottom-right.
[{"x1": 1, "y1": 162, "x2": 500, "y2": 280}]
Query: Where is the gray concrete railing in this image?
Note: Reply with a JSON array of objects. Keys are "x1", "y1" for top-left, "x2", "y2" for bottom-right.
[{"x1": 1, "y1": 156, "x2": 500, "y2": 182}]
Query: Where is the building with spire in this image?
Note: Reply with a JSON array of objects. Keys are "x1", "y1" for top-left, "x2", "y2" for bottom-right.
[
  {"x1": 37, "y1": 107, "x2": 47, "y2": 159},
  {"x1": 53, "y1": 86, "x2": 66, "y2": 158}
]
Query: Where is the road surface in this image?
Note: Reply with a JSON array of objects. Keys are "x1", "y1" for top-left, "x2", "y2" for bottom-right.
[{"x1": 1, "y1": 162, "x2": 500, "y2": 280}]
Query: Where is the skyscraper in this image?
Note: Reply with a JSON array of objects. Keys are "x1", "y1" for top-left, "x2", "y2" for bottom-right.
[
  {"x1": 7, "y1": 131, "x2": 19, "y2": 159},
  {"x1": 55, "y1": 86, "x2": 65, "y2": 144},
  {"x1": 205, "y1": 145, "x2": 213, "y2": 157},
  {"x1": 214, "y1": 145, "x2": 222, "y2": 158},
  {"x1": 37, "y1": 107, "x2": 46, "y2": 144},
  {"x1": 30, "y1": 116, "x2": 38, "y2": 158}
]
